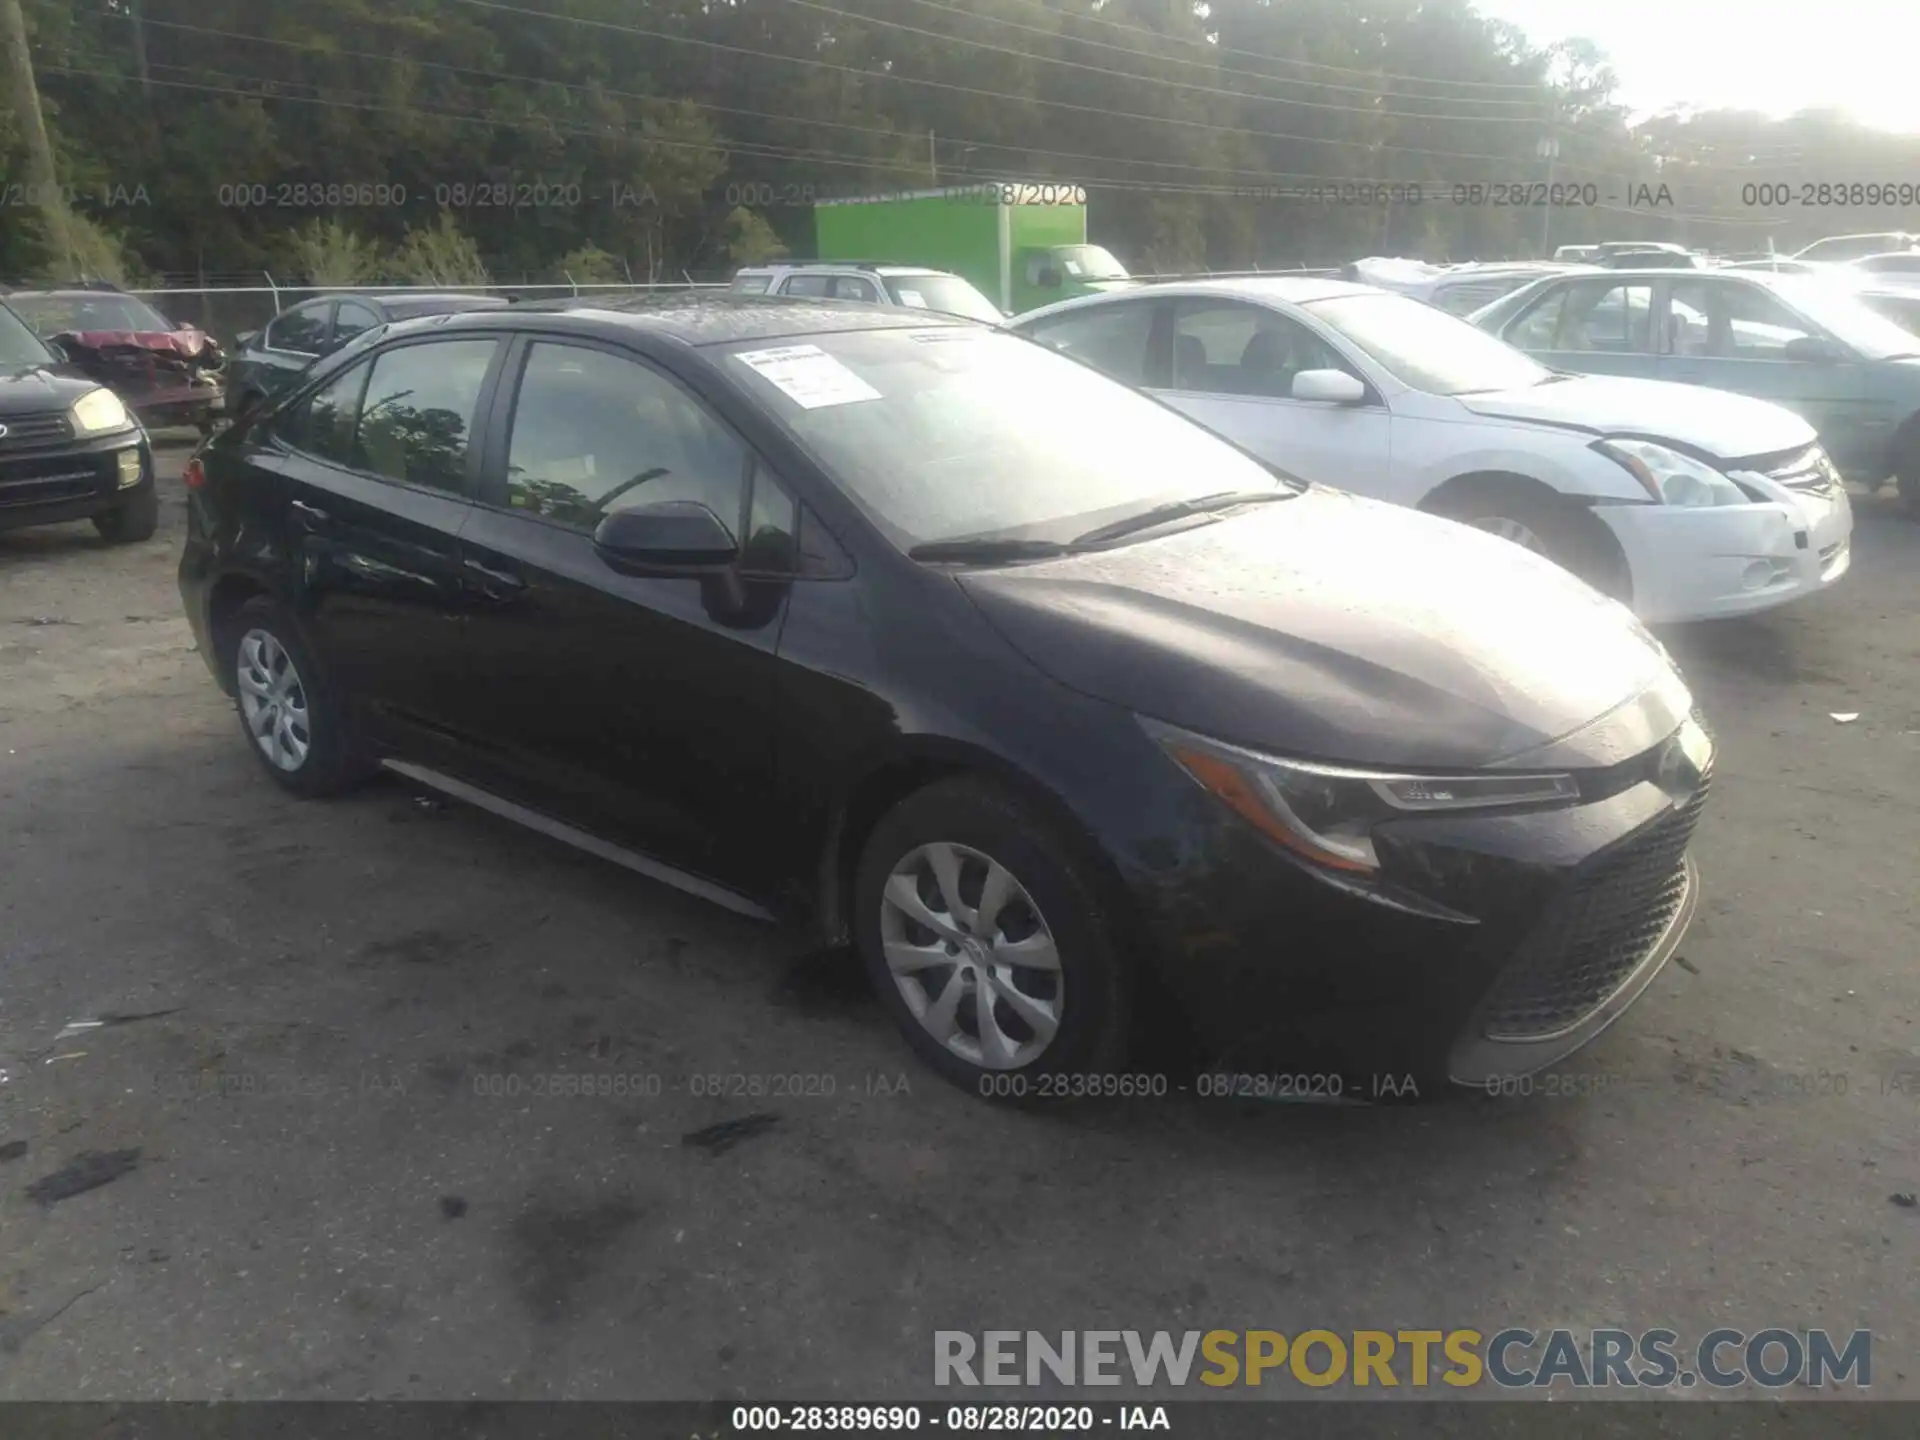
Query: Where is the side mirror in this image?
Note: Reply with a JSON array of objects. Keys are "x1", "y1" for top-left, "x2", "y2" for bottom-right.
[
  {"x1": 235, "y1": 330, "x2": 259, "y2": 349},
  {"x1": 593, "y1": 501, "x2": 738, "y2": 572},
  {"x1": 1291, "y1": 369, "x2": 1367, "y2": 404},
  {"x1": 1782, "y1": 335, "x2": 1844, "y2": 364}
]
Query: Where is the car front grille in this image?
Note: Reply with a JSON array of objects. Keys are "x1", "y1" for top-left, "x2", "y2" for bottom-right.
[
  {"x1": 1766, "y1": 446, "x2": 1841, "y2": 498},
  {"x1": 0, "y1": 410, "x2": 76, "y2": 450},
  {"x1": 0, "y1": 450, "x2": 110, "y2": 506},
  {"x1": 1478, "y1": 766, "x2": 1711, "y2": 1041}
]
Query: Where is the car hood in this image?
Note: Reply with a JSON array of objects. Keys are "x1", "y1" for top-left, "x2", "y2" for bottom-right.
[
  {"x1": 1456, "y1": 374, "x2": 1815, "y2": 461},
  {"x1": 957, "y1": 489, "x2": 1688, "y2": 771},
  {"x1": 0, "y1": 362, "x2": 103, "y2": 412},
  {"x1": 58, "y1": 328, "x2": 221, "y2": 361}
]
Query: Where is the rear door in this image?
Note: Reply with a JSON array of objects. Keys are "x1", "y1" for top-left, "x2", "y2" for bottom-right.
[
  {"x1": 1150, "y1": 298, "x2": 1392, "y2": 494},
  {"x1": 453, "y1": 335, "x2": 793, "y2": 884},
  {"x1": 256, "y1": 333, "x2": 507, "y2": 757},
  {"x1": 1496, "y1": 275, "x2": 1665, "y2": 380}
]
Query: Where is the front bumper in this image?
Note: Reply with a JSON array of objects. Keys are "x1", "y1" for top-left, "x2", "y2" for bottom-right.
[
  {"x1": 1118, "y1": 719, "x2": 1712, "y2": 1096},
  {"x1": 131, "y1": 383, "x2": 224, "y2": 427},
  {"x1": 1599, "y1": 488, "x2": 1853, "y2": 624},
  {"x1": 0, "y1": 427, "x2": 152, "y2": 533}
]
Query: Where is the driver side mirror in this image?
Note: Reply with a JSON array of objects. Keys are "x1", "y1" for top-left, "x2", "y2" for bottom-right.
[
  {"x1": 1291, "y1": 369, "x2": 1367, "y2": 404},
  {"x1": 593, "y1": 501, "x2": 739, "y2": 573},
  {"x1": 1782, "y1": 335, "x2": 1844, "y2": 364}
]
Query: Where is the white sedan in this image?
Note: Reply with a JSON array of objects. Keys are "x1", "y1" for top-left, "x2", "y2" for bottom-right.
[{"x1": 1010, "y1": 278, "x2": 1852, "y2": 623}]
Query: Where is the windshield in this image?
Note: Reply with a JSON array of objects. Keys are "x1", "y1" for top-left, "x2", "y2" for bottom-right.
[
  {"x1": 722, "y1": 328, "x2": 1286, "y2": 550},
  {"x1": 885, "y1": 275, "x2": 1003, "y2": 323},
  {"x1": 1860, "y1": 292, "x2": 1920, "y2": 337},
  {"x1": 1768, "y1": 277, "x2": 1920, "y2": 358},
  {"x1": 1305, "y1": 291, "x2": 1553, "y2": 395},
  {"x1": 1054, "y1": 246, "x2": 1129, "y2": 281},
  {"x1": 0, "y1": 302, "x2": 57, "y2": 367},
  {"x1": 9, "y1": 291, "x2": 176, "y2": 335}
]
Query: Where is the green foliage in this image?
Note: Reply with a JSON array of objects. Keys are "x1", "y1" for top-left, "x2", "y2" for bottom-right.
[
  {"x1": 283, "y1": 220, "x2": 387, "y2": 286},
  {"x1": 551, "y1": 244, "x2": 627, "y2": 285},
  {"x1": 391, "y1": 213, "x2": 491, "y2": 286},
  {"x1": 721, "y1": 208, "x2": 787, "y2": 266},
  {"x1": 28, "y1": 212, "x2": 149, "y2": 287}
]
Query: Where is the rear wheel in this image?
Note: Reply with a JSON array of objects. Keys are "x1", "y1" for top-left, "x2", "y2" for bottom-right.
[
  {"x1": 853, "y1": 777, "x2": 1132, "y2": 1098},
  {"x1": 227, "y1": 596, "x2": 371, "y2": 797},
  {"x1": 1430, "y1": 482, "x2": 1625, "y2": 598},
  {"x1": 92, "y1": 484, "x2": 158, "y2": 544}
]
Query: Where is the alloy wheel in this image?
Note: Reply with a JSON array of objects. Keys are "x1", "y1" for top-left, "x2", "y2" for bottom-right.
[
  {"x1": 1472, "y1": 515, "x2": 1548, "y2": 555},
  {"x1": 878, "y1": 841, "x2": 1062, "y2": 1070},
  {"x1": 236, "y1": 628, "x2": 312, "y2": 772}
]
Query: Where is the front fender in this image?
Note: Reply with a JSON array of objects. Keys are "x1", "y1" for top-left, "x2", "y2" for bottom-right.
[{"x1": 1398, "y1": 418, "x2": 1650, "y2": 505}]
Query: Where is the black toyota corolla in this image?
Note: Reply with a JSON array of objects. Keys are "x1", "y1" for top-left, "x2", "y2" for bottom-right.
[{"x1": 178, "y1": 296, "x2": 1713, "y2": 1099}]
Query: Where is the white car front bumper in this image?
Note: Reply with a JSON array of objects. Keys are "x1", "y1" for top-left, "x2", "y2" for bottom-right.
[{"x1": 1598, "y1": 486, "x2": 1854, "y2": 623}]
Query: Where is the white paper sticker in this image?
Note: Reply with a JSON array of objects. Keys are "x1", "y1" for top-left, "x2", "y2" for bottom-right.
[
  {"x1": 731, "y1": 344, "x2": 882, "y2": 409},
  {"x1": 895, "y1": 289, "x2": 930, "y2": 309}
]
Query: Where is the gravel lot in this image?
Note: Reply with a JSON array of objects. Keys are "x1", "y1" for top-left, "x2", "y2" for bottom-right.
[{"x1": 1, "y1": 443, "x2": 1915, "y2": 1401}]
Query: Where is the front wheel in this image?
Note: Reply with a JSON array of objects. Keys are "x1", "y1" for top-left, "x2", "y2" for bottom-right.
[
  {"x1": 1432, "y1": 486, "x2": 1626, "y2": 599},
  {"x1": 853, "y1": 777, "x2": 1132, "y2": 1098},
  {"x1": 227, "y1": 596, "x2": 370, "y2": 797},
  {"x1": 92, "y1": 484, "x2": 158, "y2": 544}
]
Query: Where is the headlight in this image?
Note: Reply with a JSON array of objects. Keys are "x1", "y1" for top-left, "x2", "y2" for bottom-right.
[
  {"x1": 69, "y1": 387, "x2": 132, "y2": 435},
  {"x1": 1595, "y1": 438, "x2": 1748, "y2": 507},
  {"x1": 1141, "y1": 717, "x2": 1579, "y2": 874}
]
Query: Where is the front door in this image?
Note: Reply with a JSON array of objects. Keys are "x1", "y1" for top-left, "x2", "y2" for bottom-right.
[
  {"x1": 250, "y1": 334, "x2": 505, "y2": 758},
  {"x1": 453, "y1": 337, "x2": 791, "y2": 886},
  {"x1": 1150, "y1": 298, "x2": 1393, "y2": 495},
  {"x1": 1657, "y1": 278, "x2": 1888, "y2": 473}
]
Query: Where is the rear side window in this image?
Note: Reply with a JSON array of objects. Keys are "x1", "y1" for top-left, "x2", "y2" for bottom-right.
[
  {"x1": 1021, "y1": 302, "x2": 1155, "y2": 385},
  {"x1": 779, "y1": 275, "x2": 834, "y2": 298},
  {"x1": 356, "y1": 339, "x2": 498, "y2": 493},
  {"x1": 266, "y1": 304, "x2": 329, "y2": 355},
  {"x1": 731, "y1": 274, "x2": 774, "y2": 294}
]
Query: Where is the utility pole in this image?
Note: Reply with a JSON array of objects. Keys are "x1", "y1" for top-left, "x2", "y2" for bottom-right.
[
  {"x1": 929, "y1": 129, "x2": 937, "y2": 187},
  {"x1": 1537, "y1": 133, "x2": 1560, "y2": 256},
  {"x1": 0, "y1": 0, "x2": 75, "y2": 275}
]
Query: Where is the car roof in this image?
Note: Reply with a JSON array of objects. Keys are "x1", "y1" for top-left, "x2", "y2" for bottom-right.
[
  {"x1": 417, "y1": 291, "x2": 974, "y2": 346},
  {"x1": 1142, "y1": 276, "x2": 1378, "y2": 304},
  {"x1": 378, "y1": 293, "x2": 513, "y2": 316},
  {"x1": 737, "y1": 262, "x2": 953, "y2": 278}
]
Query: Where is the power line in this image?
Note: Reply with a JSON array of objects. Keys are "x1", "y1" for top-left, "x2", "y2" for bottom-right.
[
  {"x1": 779, "y1": 0, "x2": 1556, "y2": 124},
  {"x1": 832, "y1": 0, "x2": 1551, "y2": 108}
]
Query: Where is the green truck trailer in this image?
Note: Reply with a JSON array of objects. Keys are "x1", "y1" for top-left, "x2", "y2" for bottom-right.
[{"x1": 811, "y1": 184, "x2": 1134, "y2": 314}]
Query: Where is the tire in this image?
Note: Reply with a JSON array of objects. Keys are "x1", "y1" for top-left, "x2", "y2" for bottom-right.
[
  {"x1": 1899, "y1": 448, "x2": 1920, "y2": 519},
  {"x1": 91, "y1": 484, "x2": 159, "y2": 544},
  {"x1": 226, "y1": 596, "x2": 370, "y2": 797},
  {"x1": 1430, "y1": 483, "x2": 1623, "y2": 597},
  {"x1": 852, "y1": 776, "x2": 1132, "y2": 1099}
]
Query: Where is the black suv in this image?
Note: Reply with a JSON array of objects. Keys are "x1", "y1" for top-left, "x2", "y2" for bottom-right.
[{"x1": 0, "y1": 298, "x2": 157, "y2": 542}]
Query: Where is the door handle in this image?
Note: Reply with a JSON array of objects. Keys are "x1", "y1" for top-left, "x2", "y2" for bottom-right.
[{"x1": 463, "y1": 556, "x2": 526, "y2": 592}]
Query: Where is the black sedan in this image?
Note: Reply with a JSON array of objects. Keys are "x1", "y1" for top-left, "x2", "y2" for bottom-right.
[
  {"x1": 223, "y1": 291, "x2": 509, "y2": 417},
  {"x1": 178, "y1": 296, "x2": 1713, "y2": 1099}
]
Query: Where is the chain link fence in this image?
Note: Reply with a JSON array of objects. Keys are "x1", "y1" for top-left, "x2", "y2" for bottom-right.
[{"x1": 129, "y1": 281, "x2": 728, "y2": 348}]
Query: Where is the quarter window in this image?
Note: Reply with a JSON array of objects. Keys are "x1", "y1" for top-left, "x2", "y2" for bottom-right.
[
  {"x1": 332, "y1": 300, "x2": 380, "y2": 346},
  {"x1": 1021, "y1": 302, "x2": 1154, "y2": 385},
  {"x1": 503, "y1": 343, "x2": 748, "y2": 536},
  {"x1": 284, "y1": 360, "x2": 370, "y2": 465},
  {"x1": 355, "y1": 339, "x2": 497, "y2": 493}
]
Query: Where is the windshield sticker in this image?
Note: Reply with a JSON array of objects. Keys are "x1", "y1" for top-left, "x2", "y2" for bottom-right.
[
  {"x1": 732, "y1": 344, "x2": 882, "y2": 408},
  {"x1": 895, "y1": 289, "x2": 930, "y2": 308}
]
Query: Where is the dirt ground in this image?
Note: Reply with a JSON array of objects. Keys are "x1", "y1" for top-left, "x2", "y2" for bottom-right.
[{"x1": 0, "y1": 444, "x2": 1915, "y2": 1401}]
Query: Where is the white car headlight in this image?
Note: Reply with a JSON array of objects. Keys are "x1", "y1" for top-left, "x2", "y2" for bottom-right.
[
  {"x1": 1141, "y1": 716, "x2": 1579, "y2": 874},
  {"x1": 1595, "y1": 437, "x2": 1749, "y2": 507},
  {"x1": 70, "y1": 387, "x2": 132, "y2": 435}
]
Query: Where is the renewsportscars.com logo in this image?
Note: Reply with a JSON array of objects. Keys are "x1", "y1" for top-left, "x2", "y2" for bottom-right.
[{"x1": 933, "y1": 1328, "x2": 1873, "y2": 1391}]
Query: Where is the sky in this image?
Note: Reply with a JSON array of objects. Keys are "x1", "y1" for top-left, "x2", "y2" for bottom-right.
[{"x1": 1472, "y1": 0, "x2": 1920, "y2": 133}]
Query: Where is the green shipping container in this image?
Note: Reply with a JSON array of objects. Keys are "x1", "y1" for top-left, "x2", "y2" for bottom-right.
[{"x1": 811, "y1": 184, "x2": 1135, "y2": 314}]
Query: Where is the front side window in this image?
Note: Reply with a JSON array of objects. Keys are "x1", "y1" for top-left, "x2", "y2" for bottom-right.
[
  {"x1": 1669, "y1": 281, "x2": 1816, "y2": 359},
  {"x1": 503, "y1": 342, "x2": 748, "y2": 533},
  {"x1": 1020, "y1": 301, "x2": 1155, "y2": 385},
  {"x1": 266, "y1": 304, "x2": 330, "y2": 355},
  {"x1": 1171, "y1": 301, "x2": 1351, "y2": 398},
  {"x1": 356, "y1": 339, "x2": 497, "y2": 493}
]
